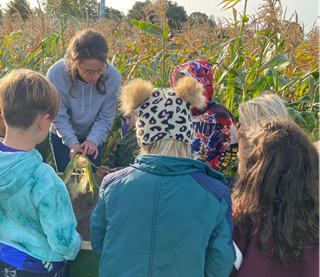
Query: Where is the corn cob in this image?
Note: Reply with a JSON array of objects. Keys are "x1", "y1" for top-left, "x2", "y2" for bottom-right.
[{"x1": 76, "y1": 155, "x2": 89, "y2": 168}]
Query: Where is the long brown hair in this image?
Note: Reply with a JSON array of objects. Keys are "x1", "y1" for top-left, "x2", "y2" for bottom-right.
[
  {"x1": 233, "y1": 117, "x2": 319, "y2": 265},
  {"x1": 65, "y1": 29, "x2": 109, "y2": 96}
]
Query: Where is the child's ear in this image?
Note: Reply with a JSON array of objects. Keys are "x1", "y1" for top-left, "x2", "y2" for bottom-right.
[{"x1": 39, "y1": 114, "x2": 51, "y2": 132}]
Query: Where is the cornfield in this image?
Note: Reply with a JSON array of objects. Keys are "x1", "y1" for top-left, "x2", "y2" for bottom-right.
[{"x1": 0, "y1": 0, "x2": 319, "y2": 168}]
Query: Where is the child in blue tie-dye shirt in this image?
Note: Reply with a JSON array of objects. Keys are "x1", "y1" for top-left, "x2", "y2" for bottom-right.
[{"x1": 0, "y1": 69, "x2": 82, "y2": 277}]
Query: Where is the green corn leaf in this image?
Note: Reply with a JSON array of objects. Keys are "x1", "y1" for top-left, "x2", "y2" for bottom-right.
[
  {"x1": 312, "y1": 129, "x2": 319, "y2": 141},
  {"x1": 163, "y1": 24, "x2": 170, "y2": 41},
  {"x1": 60, "y1": 155, "x2": 78, "y2": 184},
  {"x1": 289, "y1": 96, "x2": 313, "y2": 107},
  {"x1": 259, "y1": 54, "x2": 289, "y2": 72},
  {"x1": 226, "y1": 75, "x2": 235, "y2": 112},
  {"x1": 298, "y1": 111, "x2": 316, "y2": 128},
  {"x1": 131, "y1": 20, "x2": 164, "y2": 36}
]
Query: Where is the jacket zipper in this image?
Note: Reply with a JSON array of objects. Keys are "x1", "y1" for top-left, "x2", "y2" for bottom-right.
[{"x1": 148, "y1": 176, "x2": 162, "y2": 277}]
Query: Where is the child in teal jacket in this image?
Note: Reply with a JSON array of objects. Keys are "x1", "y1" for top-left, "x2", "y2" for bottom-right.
[
  {"x1": 91, "y1": 77, "x2": 235, "y2": 277},
  {"x1": 0, "y1": 70, "x2": 82, "y2": 276}
]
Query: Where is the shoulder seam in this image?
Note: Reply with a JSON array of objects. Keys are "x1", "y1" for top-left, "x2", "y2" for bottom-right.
[
  {"x1": 100, "y1": 167, "x2": 136, "y2": 190},
  {"x1": 190, "y1": 174, "x2": 227, "y2": 202}
]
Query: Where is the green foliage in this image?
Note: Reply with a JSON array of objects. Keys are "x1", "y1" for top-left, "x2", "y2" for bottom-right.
[
  {"x1": 127, "y1": 0, "x2": 187, "y2": 30},
  {"x1": 5, "y1": 0, "x2": 31, "y2": 20},
  {"x1": 83, "y1": 0, "x2": 99, "y2": 18},
  {"x1": 127, "y1": 1, "x2": 150, "y2": 23},
  {"x1": 45, "y1": 0, "x2": 87, "y2": 17},
  {"x1": 104, "y1": 7, "x2": 123, "y2": 21},
  {"x1": 0, "y1": 0, "x2": 318, "y2": 166},
  {"x1": 132, "y1": 20, "x2": 164, "y2": 35},
  {"x1": 0, "y1": 5, "x2": 3, "y2": 24},
  {"x1": 166, "y1": 1, "x2": 187, "y2": 30},
  {"x1": 190, "y1": 12, "x2": 214, "y2": 27}
]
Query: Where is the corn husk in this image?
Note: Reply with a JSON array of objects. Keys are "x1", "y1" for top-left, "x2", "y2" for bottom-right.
[
  {"x1": 61, "y1": 154, "x2": 103, "y2": 200},
  {"x1": 77, "y1": 156, "x2": 89, "y2": 168}
]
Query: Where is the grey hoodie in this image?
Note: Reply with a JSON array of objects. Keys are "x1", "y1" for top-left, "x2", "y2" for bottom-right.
[{"x1": 47, "y1": 58, "x2": 121, "y2": 149}]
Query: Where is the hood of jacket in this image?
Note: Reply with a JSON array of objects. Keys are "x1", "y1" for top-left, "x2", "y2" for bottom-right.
[
  {"x1": 0, "y1": 149, "x2": 42, "y2": 199},
  {"x1": 133, "y1": 154, "x2": 227, "y2": 184},
  {"x1": 170, "y1": 60, "x2": 214, "y2": 115}
]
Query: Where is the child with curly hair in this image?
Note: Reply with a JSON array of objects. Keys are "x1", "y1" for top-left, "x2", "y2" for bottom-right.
[{"x1": 231, "y1": 117, "x2": 319, "y2": 277}]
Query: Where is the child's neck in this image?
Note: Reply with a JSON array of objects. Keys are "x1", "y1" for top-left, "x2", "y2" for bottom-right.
[{"x1": 3, "y1": 128, "x2": 38, "y2": 152}]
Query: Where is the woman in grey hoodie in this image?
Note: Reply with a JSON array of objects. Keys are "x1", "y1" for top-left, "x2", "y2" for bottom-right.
[{"x1": 47, "y1": 29, "x2": 121, "y2": 173}]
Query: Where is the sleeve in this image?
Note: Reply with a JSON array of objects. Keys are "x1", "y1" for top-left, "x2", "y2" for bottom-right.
[
  {"x1": 217, "y1": 108, "x2": 239, "y2": 173},
  {"x1": 90, "y1": 190, "x2": 108, "y2": 255},
  {"x1": 47, "y1": 68, "x2": 79, "y2": 149},
  {"x1": 86, "y1": 73, "x2": 122, "y2": 147},
  {"x1": 36, "y1": 178, "x2": 82, "y2": 260},
  {"x1": 103, "y1": 141, "x2": 123, "y2": 169},
  {"x1": 205, "y1": 190, "x2": 236, "y2": 277},
  {"x1": 121, "y1": 120, "x2": 131, "y2": 138}
]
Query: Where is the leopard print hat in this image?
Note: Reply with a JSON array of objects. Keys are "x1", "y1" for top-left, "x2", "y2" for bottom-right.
[{"x1": 120, "y1": 76, "x2": 206, "y2": 146}]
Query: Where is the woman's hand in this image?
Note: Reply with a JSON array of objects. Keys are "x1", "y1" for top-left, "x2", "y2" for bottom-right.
[
  {"x1": 80, "y1": 140, "x2": 99, "y2": 159},
  {"x1": 69, "y1": 143, "x2": 81, "y2": 160},
  {"x1": 96, "y1": 167, "x2": 117, "y2": 178}
]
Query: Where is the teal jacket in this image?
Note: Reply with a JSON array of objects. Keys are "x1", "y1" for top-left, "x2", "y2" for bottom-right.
[
  {"x1": 91, "y1": 155, "x2": 235, "y2": 277},
  {"x1": 0, "y1": 149, "x2": 82, "y2": 261}
]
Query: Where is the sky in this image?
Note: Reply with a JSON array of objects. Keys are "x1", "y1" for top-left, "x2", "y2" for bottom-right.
[{"x1": 1, "y1": 0, "x2": 319, "y2": 31}]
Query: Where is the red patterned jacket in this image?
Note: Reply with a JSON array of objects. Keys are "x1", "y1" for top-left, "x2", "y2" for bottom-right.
[{"x1": 170, "y1": 60, "x2": 238, "y2": 172}]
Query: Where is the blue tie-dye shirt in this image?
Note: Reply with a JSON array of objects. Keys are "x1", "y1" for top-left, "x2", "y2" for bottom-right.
[
  {"x1": 0, "y1": 143, "x2": 67, "y2": 274},
  {"x1": 0, "y1": 143, "x2": 81, "y2": 272}
]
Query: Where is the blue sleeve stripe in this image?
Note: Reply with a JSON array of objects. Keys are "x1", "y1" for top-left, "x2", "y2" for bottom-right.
[
  {"x1": 222, "y1": 195, "x2": 236, "y2": 260},
  {"x1": 100, "y1": 166, "x2": 136, "y2": 190},
  {"x1": 190, "y1": 172, "x2": 228, "y2": 201}
]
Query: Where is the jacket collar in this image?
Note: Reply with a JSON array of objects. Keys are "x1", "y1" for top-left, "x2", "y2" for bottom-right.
[{"x1": 133, "y1": 154, "x2": 227, "y2": 184}]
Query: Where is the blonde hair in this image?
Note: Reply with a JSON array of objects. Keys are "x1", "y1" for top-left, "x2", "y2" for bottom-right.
[
  {"x1": 0, "y1": 69, "x2": 60, "y2": 129},
  {"x1": 141, "y1": 140, "x2": 191, "y2": 158},
  {"x1": 239, "y1": 94, "x2": 289, "y2": 128}
]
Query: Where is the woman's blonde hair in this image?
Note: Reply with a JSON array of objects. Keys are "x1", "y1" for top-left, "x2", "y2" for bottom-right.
[
  {"x1": 140, "y1": 140, "x2": 191, "y2": 158},
  {"x1": 239, "y1": 94, "x2": 289, "y2": 128}
]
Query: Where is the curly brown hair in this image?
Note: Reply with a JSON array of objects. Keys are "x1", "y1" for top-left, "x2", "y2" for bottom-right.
[{"x1": 233, "y1": 117, "x2": 319, "y2": 265}]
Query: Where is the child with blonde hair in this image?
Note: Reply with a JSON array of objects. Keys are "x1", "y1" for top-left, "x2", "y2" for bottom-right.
[
  {"x1": 91, "y1": 76, "x2": 235, "y2": 277},
  {"x1": 238, "y1": 93, "x2": 289, "y2": 130},
  {"x1": 96, "y1": 107, "x2": 139, "y2": 178},
  {"x1": 0, "y1": 70, "x2": 82, "y2": 277}
]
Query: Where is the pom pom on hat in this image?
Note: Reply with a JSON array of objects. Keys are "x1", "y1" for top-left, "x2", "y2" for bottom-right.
[
  {"x1": 175, "y1": 76, "x2": 206, "y2": 110},
  {"x1": 119, "y1": 78, "x2": 154, "y2": 115}
]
